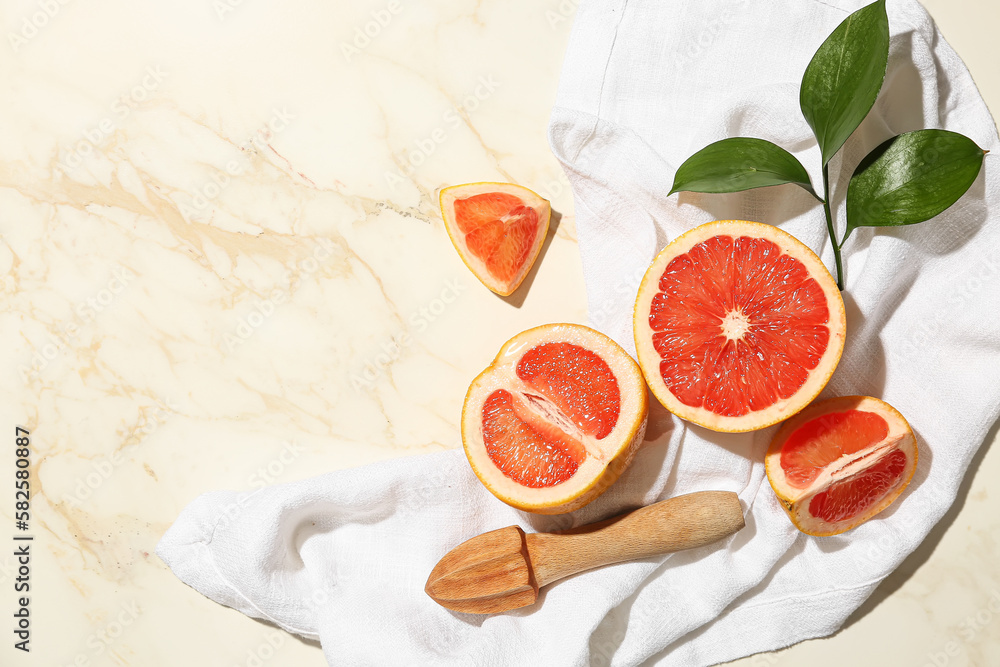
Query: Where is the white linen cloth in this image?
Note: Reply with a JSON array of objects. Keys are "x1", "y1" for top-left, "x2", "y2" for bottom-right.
[{"x1": 157, "y1": 1, "x2": 1000, "y2": 664}]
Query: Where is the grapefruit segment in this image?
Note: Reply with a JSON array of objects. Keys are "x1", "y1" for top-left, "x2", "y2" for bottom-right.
[
  {"x1": 780, "y1": 409, "x2": 889, "y2": 488},
  {"x1": 634, "y1": 220, "x2": 846, "y2": 432},
  {"x1": 481, "y1": 389, "x2": 582, "y2": 489},
  {"x1": 441, "y1": 183, "x2": 551, "y2": 296},
  {"x1": 516, "y1": 342, "x2": 621, "y2": 440},
  {"x1": 766, "y1": 396, "x2": 918, "y2": 536},
  {"x1": 453, "y1": 192, "x2": 524, "y2": 233},
  {"x1": 807, "y1": 448, "x2": 908, "y2": 524},
  {"x1": 463, "y1": 324, "x2": 648, "y2": 514}
]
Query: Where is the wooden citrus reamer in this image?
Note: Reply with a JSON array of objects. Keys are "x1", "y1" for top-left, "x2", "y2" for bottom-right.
[{"x1": 426, "y1": 490, "x2": 745, "y2": 614}]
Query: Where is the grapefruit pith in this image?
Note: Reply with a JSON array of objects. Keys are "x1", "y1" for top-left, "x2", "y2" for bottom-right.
[
  {"x1": 766, "y1": 395, "x2": 918, "y2": 536},
  {"x1": 633, "y1": 220, "x2": 846, "y2": 432},
  {"x1": 462, "y1": 324, "x2": 648, "y2": 514},
  {"x1": 440, "y1": 182, "x2": 551, "y2": 296}
]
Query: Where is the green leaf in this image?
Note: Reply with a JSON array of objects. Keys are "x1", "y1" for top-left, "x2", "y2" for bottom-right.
[
  {"x1": 669, "y1": 137, "x2": 817, "y2": 198},
  {"x1": 800, "y1": 0, "x2": 889, "y2": 166},
  {"x1": 845, "y1": 129, "x2": 985, "y2": 239}
]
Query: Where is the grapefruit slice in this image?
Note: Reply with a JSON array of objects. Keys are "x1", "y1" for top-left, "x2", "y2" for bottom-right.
[
  {"x1": 440, "y1": 182, "x2": 551, "y2": 296},
  {"x1": 633, "y1": 220, "x2": 846, "y2": 432},
  {"x1": 766, "y1": 395, "x2": 918, "y2": 536},
  {"x1": 462, "y1": 323, "x2": 648, "y2": 514}
]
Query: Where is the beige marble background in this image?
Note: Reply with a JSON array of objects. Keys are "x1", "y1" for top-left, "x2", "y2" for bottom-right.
[{"x1": 0, "y1": 0, "x2": 996, "y2": 666}]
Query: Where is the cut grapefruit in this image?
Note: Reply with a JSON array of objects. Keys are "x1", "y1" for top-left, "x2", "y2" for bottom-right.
[
  {"x1": 440, "y1": 182, "x2": 551, "y2": 296},
  {"x1": 633, "y1": 220, "x2": 846, "y2": 432},
  {"x1": 462, "y1": 323, "x2": 648, "y2": 514},
  {"x1": 766, "y1": 395, "x2": 918, "y2": 536}
]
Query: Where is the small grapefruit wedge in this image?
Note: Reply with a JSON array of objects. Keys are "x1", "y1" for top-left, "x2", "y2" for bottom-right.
[
  {"x1": 462, "y1": 324, "x2": 648, "y2": 514},
  {"x1": 634, "y1": 220, "x2": 846, "y2": 432},
  {"x1": 440, "y1": 182, "x2": 551, "y2": 296},
  {"x1": 766, "y1": 396, "x2": 918, "y2": 536}
]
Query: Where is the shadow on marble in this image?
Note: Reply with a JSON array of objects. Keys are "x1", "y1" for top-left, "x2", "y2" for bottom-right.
[
  {"x1": 839, "y1": 414, "x2": 1000, "y2": 632},
  {"x1": 497, "y1": 209, "x2": 563, "y2": 309}
]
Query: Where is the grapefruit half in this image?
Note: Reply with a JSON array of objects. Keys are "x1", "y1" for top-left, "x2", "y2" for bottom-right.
[
  {"x1": 766, "y1": 395, "x2": 918, "y2": 536},
  {"x1": 440, "y1": 182, "x2": 551, "y2": 296},
  {"x1": 634, "y1": 220, "x2": 846, "y2": 432},
  {"x1": 462, "y1": 324, "x2": 648, "y2": 514}
]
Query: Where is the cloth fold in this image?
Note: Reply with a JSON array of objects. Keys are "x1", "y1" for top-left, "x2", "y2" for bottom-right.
[{"x1": 158, "y1": 1, "x2": 1000, "y2": 665}]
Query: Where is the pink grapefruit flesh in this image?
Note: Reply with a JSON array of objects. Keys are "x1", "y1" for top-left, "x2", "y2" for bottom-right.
[
  {"x1": 634, "y1": 220, "x2": 846, "y2": 432},
  {"x1": 441, "y1": 183, "x2": 551, "y2": 296},
  {"x1": 766, "y1": 395, "x2": 918, "y2": 536},
  {"x1": 463, "y1": 324, "x2": 647, "y2": 514}
]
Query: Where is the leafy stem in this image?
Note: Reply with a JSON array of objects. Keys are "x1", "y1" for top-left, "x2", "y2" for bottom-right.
[
  {"x1": 667, "y1": 0, "x2": 985, "y2": 294},
  {"x1": 821, "y1": 163, "x2": 845, "y2": 290}
]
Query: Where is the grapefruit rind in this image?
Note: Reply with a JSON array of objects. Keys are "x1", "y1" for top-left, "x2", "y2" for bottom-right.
[
  {"x1": 765, "y1": 395, "x2": 918, "y2": 536},
  {"x1": 440, "y1": 182, "x2": 551, "y2": 297},
  {"x1": 462, "y1": 323, "x2": 648, "y2": 514},
  {"x1": 633, "y1": 220, "x2": 846, "y2": 433}
]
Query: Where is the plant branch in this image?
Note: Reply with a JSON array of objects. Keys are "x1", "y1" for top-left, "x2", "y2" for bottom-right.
[{"x1": 822, "y1": 163, "x2": 845, "y2": 290}]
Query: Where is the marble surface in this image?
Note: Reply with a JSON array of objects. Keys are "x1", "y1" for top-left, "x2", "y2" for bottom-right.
[{"x1": 1, "y1": 1, "x2": 997, "y2": 666}]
